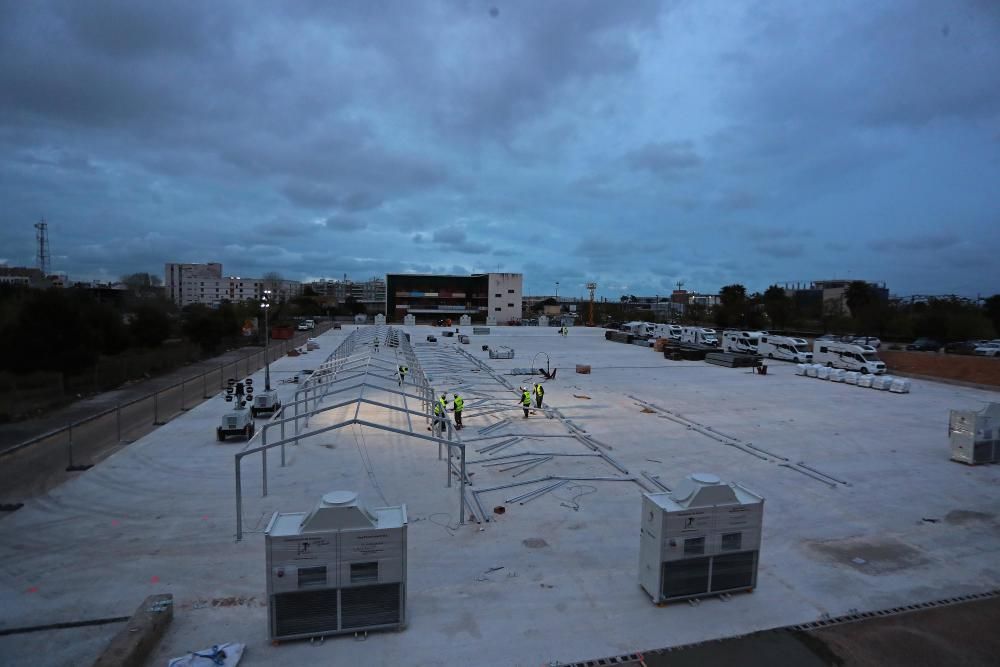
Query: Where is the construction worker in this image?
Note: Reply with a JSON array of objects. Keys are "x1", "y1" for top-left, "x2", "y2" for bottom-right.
[
  {"x1": 520, "y1": 387, "x2": 532, "y2": 418},
  {"x1": 533, "y1": 382, "x2": 544, "y2": 409},
  {"x1": 373, "y1": 337, "x2": 380, "y2": 353},
  {"x1": 398, "y1": 364, "x2": 408, "y2": 386},
  {"x1": 452, "y1": 393, "x2": 464, "y2": 429},
  {"x1": 430, "y1": 392, "x2": 446, "y2": 435}
]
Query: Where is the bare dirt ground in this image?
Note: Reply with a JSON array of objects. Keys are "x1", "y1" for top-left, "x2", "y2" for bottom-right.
[
  {"x1": 642, "y1": 594, "x2": 1000, "y2": 667},
  {"x1": 880, "y1": 350, "x2": 1000, "y2": 388}
]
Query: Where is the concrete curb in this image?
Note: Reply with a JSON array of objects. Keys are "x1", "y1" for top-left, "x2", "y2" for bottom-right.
[{"x1": 92, "y1": 594, "x2": 173, "y2": 667}]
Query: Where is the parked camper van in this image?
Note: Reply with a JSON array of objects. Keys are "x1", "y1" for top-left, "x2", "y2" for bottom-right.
[
  {"x1": 681, "y1": 327, "x2": 719, "y2": 347},
  {"x1": 722, "y1": 330, "x2": 766, "y2": 354},
  {"x1": 757, "y1": 335, "x2": 812, "y2": 363},
  {"x1": 648, "y1": 323, "x2": 681, "y2": 339},
  {"x1": 622, "y1": 321, "x2": 651, "y2": 336},
  {"x1": 812, "y1": 340, "x2": 886, "y2": 374}
]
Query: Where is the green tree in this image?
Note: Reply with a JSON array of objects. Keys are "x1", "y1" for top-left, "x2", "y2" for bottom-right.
[
  {"x1": 121, "y1": 272, "x2": 162, "y2": 288},
  {"x1": 715, "y1": 284, "x2": 748, "y2": 328},
  {"x1": 129, "y1": 303, "x2": 172, "y2": 348},
  {"x1": 844, "y1": 281, "x2": 873, "y2": 318},
  {"x1": 762, "y1": 285, "x2": 791, "y2": 329},
  {"x1": 983, "y1": 295, "x2": 1000, "y2": 337},
  {"x1": 0, "y1": 288, "x2": 127, "y2": 374}
]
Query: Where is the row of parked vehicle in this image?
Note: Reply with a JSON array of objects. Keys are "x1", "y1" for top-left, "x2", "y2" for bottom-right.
[
  {"x1": 905, "y1": 338, "x2": 1000, "y2": 356},
  {"x1": 619, "y1": 323, "x2": 888, "y2": 374}
]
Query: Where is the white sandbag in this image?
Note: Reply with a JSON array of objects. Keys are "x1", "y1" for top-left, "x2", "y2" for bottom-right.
[
  {"x1": 843, "y1": 371, "x2": 860, "y2": 385},
  {"x1": 889, "y1": 377, "x2": 911, "y2": 393},
  {"x1": 829, "y1": 369, "x2": 846, "y2": 382},
  {"x1": 874, "y1": 375, "x2": 897, "y2": 390},
  {"x1": 805, "y1": 364, "x2": 820, "y2": 377},
  {"x1": 795, "y1": 363, "x2": 809, "y2": 376},
  {"x1": 816, "y1": 366, "x2": 831, "y2": 380},
  {"x1": 857, "y1": 373, "x2": 875, "y2": 388}
]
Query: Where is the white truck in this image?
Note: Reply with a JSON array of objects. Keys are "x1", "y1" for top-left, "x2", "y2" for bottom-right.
[
  {"x1": 681, "y1": 326, "x2": 719, "y2": 347},
  {"x1": 722, "y1": 330, "x2": 766, "y2": 354},
  {"x1": 757, "y1": 335, "x2": 812, "y2": 363},
  {"x1": 812, "y1": 340, "x2": 886, "y2": 375}
]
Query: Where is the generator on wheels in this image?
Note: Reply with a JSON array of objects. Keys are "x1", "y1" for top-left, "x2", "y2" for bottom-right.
[{"x1": 218, "y1": 378, "x2": 256, "y2": 441}]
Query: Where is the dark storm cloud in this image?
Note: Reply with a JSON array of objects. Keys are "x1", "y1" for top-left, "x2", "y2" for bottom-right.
[
  {"x1": 0, "y1": 0, "x2": 997, "y2": 296},
  {"x1": 431, "y1": 226, "x2": 490, "y2": 255},
  {"x1": 754, "y1": 242, "x2": 805, "y2": 259},
  {"x1": 870, "y1": 234, "x2": 960, "y2": 252},
  {"x1": 324, "y1": 216, "x2": 367, "y2": 232},
  {"x1": 625, "y1": 141, "x2": 702, "y2": 177},
  {"x1": 282, "y1": 185, "x2": 384, "y2": 212}
]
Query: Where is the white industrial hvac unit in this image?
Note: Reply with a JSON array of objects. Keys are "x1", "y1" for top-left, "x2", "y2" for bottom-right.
[
  {"x1": 639, "y1": 473, "x2": 764, "y2": 604},
  {"x1": 265, "y1": 491, "x2": 407, "y2": 642},
  {"x1": 949, "y1": 403, "x2": 1000, "y2": 465}
]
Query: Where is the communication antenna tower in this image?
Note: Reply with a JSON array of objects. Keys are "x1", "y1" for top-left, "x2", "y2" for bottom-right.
[
  {"x1": 35, "y1": 220, "x2": 50, "y2": 276},
  {"x1": 586, "y1": 282, "x2": 597, "y2": 326}
]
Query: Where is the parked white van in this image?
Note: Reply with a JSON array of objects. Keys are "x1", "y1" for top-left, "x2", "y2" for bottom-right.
[
  {"x1": 622, "y1": 321, "x2": 650, "y2": 336},
  {"x1": 681, "y1": 327, "x2": 719, "y2": 346},
  {"x1": 758, "y1": 335, "x2": 812, "y2": 363},
  {"x1": 812, "y1": 340, "x2": 886, "y2": 375},
  {"x1": 649, "y1": 323, "x2": 682, "y2": 340},
  {"x1": 722, "y1": 330, "x2": 766, "y2": 354}
]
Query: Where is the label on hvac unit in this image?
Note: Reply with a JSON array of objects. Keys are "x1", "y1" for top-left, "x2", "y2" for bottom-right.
[
  {"x1": 343, "y1": 532, "x2": 394, "y2": 557},
  {"x1": 716, "y1": 505, "x2": 760, "y2": 529},
  {"x1": 292, "y1": 537, "x2": 332, "y2": 560},
  {"x1": 666, "y1": 510, "x2": 712, "y2": 534}
]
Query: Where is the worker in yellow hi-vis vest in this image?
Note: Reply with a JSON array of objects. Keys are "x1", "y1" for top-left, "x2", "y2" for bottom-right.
[{"x1": 452, "y1": 393, "x2": 464, "y2": 430}]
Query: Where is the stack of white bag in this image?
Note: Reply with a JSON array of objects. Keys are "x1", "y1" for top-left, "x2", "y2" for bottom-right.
[{"x1": 796, "y1": 364, "x2": 910, "y2": 393}]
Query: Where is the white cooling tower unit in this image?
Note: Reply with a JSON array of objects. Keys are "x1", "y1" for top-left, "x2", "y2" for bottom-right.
[
  {"x1": 265, "y1": 491, "x2": 407, "y2": 641},
  {"x1": 949, "y1": 403, "x2": 1000, "y2": 465},
  {"x1": 639, "y1": 473, "x2": 764, "y2": 604}
]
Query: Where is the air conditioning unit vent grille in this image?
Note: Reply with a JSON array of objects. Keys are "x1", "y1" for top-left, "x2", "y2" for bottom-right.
[
  {"x1": 342, "y1": 583, "x2": 401, "y2": 629},
  {"x1": 274, "y1": 589, "x2": 338, "y2": 637}
]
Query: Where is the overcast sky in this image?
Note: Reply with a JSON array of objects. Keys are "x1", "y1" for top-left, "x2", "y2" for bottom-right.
[{"x1": 1, "y1": 1, "x2": 998, "y2": 298}]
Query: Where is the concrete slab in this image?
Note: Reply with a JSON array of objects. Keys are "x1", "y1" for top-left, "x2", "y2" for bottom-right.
[{"x1": 1, "y1": 326, "x2": 999, "y2": 667}]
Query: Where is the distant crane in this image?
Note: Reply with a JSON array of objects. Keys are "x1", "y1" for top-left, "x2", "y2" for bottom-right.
[
  {"x1": 35, "y1": 220, "x2": 50, "y2": 276},
  {"x1": 586, "y1": 282, "x2": 597, "y2": 326}
]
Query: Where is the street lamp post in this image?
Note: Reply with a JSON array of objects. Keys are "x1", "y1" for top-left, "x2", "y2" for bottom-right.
[{"x1": 262, "y1": 290, "x2": 271, "y2": 391}]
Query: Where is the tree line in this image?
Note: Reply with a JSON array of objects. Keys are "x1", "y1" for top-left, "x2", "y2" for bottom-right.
[
  {"x1": 0, "y1": 273, "x2": 333, "y2": 378},
  {"x1": 610, "y1": 281, "x2": 999, "y2": 341}
]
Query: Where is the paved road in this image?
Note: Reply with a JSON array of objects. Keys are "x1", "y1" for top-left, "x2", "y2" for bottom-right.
[{"x1": 0, "y1": 325, "x2": 329, "y2": 504}]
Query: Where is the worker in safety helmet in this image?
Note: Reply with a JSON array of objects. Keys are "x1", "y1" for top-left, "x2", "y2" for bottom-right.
[
  {"x1": 430, "y1": 392, "x2": 447, "y2": 435},
  {"x1": 452, "y1": 393, "x2": 464, "y2": 429},
  {"x1": 533, "y1": 382, "x2": 544, "y2": 409},
  {"x1": 520, "y1": 387, "x2": 532, "y2": 418}
]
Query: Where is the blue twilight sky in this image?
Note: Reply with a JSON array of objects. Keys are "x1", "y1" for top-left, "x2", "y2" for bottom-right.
[{"x1": 1, "y1": 0, "x2": 998, "y2": 298}]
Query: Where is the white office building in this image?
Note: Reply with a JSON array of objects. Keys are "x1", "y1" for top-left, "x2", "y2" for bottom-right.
[{"x1": 165, "y1": 263, "x2": 301, "y2": 307}]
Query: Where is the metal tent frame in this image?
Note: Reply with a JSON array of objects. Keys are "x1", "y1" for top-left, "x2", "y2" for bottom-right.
[{"x1": 234, "y1": 326, "x2": 468, "y2": 541}]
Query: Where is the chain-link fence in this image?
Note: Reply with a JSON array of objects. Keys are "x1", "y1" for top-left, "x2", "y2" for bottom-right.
[{"x1": 0, "y1": 324, "x2": 332, "y2": 474}]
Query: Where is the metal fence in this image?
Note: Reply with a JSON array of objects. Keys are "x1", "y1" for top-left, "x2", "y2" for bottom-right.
[{"x1": 0, "y1": 324, "x2": 333, "y2": 471}]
